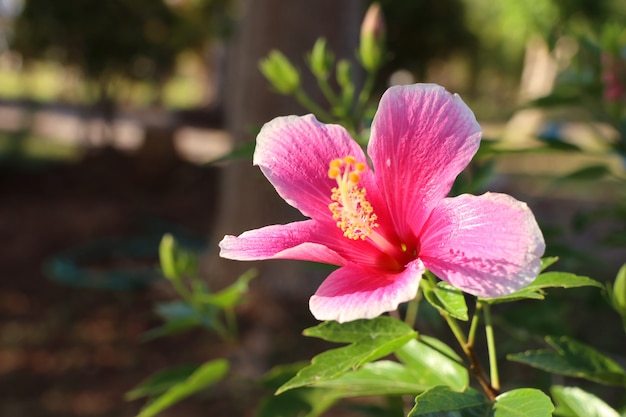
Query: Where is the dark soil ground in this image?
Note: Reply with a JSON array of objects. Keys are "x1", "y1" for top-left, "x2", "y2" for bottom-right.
[{"x1": 0, "y1": 148, "x2": 327, "y2": 417}]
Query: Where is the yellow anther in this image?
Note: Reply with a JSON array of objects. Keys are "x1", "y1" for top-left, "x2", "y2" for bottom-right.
[
  {"x1": 349, "y1": 172, "x2": 361, "y2": 184},
  {"x1": 327, "y1": 155, "x2": 378, "y2": 240},
  {"x1": 343, "y1": 155, "x2": 356, "y2": 165}
]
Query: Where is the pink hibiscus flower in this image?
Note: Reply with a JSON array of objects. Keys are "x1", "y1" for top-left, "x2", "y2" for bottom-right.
[{"x1": 219, "y1": 83, "x2": 545, "y2": 323}]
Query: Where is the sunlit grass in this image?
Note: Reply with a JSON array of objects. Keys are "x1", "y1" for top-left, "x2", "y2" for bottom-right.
[
  {"x1": 0, "y1": 61, "x2": 66, "y2": 101},
  {"x1": 0, "y1": 54, "x2": 207, "y2": 109},
  {"x1": 0, "y1": 69, "x2": 22, "y2": 98}
]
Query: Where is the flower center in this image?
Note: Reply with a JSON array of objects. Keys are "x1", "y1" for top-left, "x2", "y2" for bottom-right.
[
  {"x1": 328, "y1": 156, "x2": 379, "y2": 240},
  {"x1": 327, "y1": 156, "x2": 416, "y2": 271}
]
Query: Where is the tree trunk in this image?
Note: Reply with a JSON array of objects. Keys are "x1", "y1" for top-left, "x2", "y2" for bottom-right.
[{"x1": 204, "y1": 0, "x2": 364, "y2": 298}]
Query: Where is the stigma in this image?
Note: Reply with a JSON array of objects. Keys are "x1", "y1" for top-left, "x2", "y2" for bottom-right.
[{"x1": 328, "y1": 156, "x2": 378, "y2": 240}]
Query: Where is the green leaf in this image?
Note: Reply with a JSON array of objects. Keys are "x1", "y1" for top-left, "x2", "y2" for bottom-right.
[
  {"x1": 258, "y1": 363, "x2": 339, "y2": 417},
  {"x1": 409, "y1": 387, "x2": 554, "y2": 417},
  {"x1": 507, "y1": 336, "x2": 626, "y2": 386},
  {"x1": 423, "y1": 281, "x2": 469, "y2": 321},
  {"x1": 408, "y1": 386, "x2": 491, "y2": 416},
  {"x1": 395, "y1": 337, "x2": 468, "y2": 391},
  {"x1": 493, "y1": 388, "x2": 554, "y2": 416},
  {"x1": 540, "y1": 257, "x2": 559, "y2": 271},
  {"x1": 125, "y1": 365, "x2": 198, "y2": 400},
  {"x1": 194, "y1": 268, "x2": 256, "y2": 308},
  {"x1": 538, "y1": 139, "x2": 583, "y2": 152},
  {"x1": 482, "y1": 271, "x2": 602, "y2": 304},
  {"x1": 551, "y1": 385, "x2": 620, "y2": 417},
  {"x1": 154, "y1": 300, "x2": 198, "y2": 320},
  {"x1": 312, "y1": 360, "x2": 438, "y2": 396},
  {"x1": 527, "y1": 272, "x2": 603, "y2": 291},
  {"x1": 559, "y1": 165, "x2": 611, "y2": 182},
  {"x1": 257, "y1": 387, "x2": 336, "y2": 417},
  {"x1": 302, "y1": 316, "x2": 412, "y2": 343},
  {"x1": 136, "y1": 359, "x2": 229, "y2": 417},
  {"x1": 481, "y1": 287, "x2": 546, "y2": 304},
  {"x1": 141, "y1": 301, "x2": 206, "y2": 340},
  {"x1": 277, "y1": 317, "x2": 416, "y2": 394},
  {"x1": 141, "y1": 316, "x2": 203, "y2": 341},
  {"x1": 528, "y1": 91, "x2": 582, "y2": 108}
]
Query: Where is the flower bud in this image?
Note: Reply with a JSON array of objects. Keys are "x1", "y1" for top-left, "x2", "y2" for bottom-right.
[
  {"x1": 359, "y1": 2, "x2": 386, "y2": 71},
  {"x1": 259, "y1": 50, "x2": 301, "y2": 94},
  {"x1": 612, "y1": 263, "x2": 626, "y2": 315},
  {"x1": 309, "y1": 38, "x2": 334, "y2": 79}
]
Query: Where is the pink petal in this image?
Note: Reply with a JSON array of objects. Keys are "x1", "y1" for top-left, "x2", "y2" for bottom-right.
[
  {"x1": 219, "y1": 220, "x2": 347, "y2": 265},
  {"x1": 368, "y1": 84, "x2": 482, "y2": 241},
  {"x1": 309, "y1": 259, "x2": 424, "y2": 322},
  {"x1": 419, "y1": 193, "x2": 545, "y2": 297},
  {"x1": 254, "y1": 114, "x2": 373, "y2": 221}
]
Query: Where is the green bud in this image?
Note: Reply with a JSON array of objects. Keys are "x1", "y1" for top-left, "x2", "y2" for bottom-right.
[
  {"x1": 336, "y1": 59, "x2": 353, "y2": 89},
  {"x1": 359, "y1": 2, "x2": 386, "y2": 71},
  {"x1": 259, "y1": 50, "x2": 301, "y2": 94},
  {"x1": 158, "y1": 233, "x2": 198, "y2": 282},
  {"x1": 612, "y1": 263, "x2": 626, "y2": 314},
  {"x1": 308, "y1": 38, "x2": 334, "y2": 79},
  {"x1": 159, "y1": 233, "x2": 178, "y2": 281}
]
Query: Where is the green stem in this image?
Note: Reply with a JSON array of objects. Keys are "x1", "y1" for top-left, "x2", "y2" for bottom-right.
[
  {"x1": 316, "y1": 76, "x2": 340, "y2": 109},
  {"x1": 441, "y1": 311, "x2": 468, "y2": 353},
  {"x1": 404, "y1": 290, "x2": 421, "y2": 329},
  {"x1": 468, "y1": 301, "x2": 483, "y2": 347},
  {"x1": 483, "y1": 303, "x2": 500, "y2": 391},
  {"x1": 293, "y1": 88, "x2": 334, "y2": 122},
  {"x1": 354, "y1": 68, "x2": 377, "y2": 123},
  {"x1": 171, "y1": 279, "x2": 193, "y2": 304},
  {"x1": 441, "y1": 303, "x2": 498, "y2": 401},
  {"x1": 224, "y1": 307, "x2": 238, "y2": 340}
]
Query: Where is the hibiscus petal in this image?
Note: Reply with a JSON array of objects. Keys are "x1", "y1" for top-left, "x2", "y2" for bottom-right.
[
  {"x1": 309, "y1": 259, "x2": 424, "y2": 322},
  {"x1": 219, "y1": 220, "x2": 347, "y2": 265},
  {"x1": 419, "y1": 193, "x2": 545, "y2": 297},
  {"x1": 368, "y1": 84, "x2": 482, "y2": 241},
  {"x1": 254, "y1": 114, "x2": 372, "y2": 221}
]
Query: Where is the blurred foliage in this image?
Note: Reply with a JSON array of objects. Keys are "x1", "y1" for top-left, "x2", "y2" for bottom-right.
[
  {"x1": 127, "y1": 234, "x2": 255, "y2": 416},
  {"x1": 0, "y1": 130, "x2": 82, "y2": 164},
  {"x1": 369, "y1": 0, "x2": 625, "y2": 104},
  {"x1": 462, "y1": 0, "x2": 612, "y2": 65},
  {"x1": 11, "y1": 0, "x2": 234, "y2": 102},
  {"x1": 372, "y1": 0, "x2": 478, "y2": 80}
]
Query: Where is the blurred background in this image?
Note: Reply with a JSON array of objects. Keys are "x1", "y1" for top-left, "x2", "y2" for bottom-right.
[{"x1": 1, "y1": 0, "x2": 625, "y2": 416}]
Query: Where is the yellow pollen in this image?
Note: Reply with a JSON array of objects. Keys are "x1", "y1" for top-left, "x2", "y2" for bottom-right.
[
  {"x1": 327, "y1": 155, "x2": 378, "y2": 240},
  {"x1": 343, "y1": 155, "x2": 356, "y2": 165},
  {"x1": 349, "y1": 172, "x2": 361, "y2": 183},
  {"x1": 328, "y1": 167, "x2": 340, "y2": 179}
]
